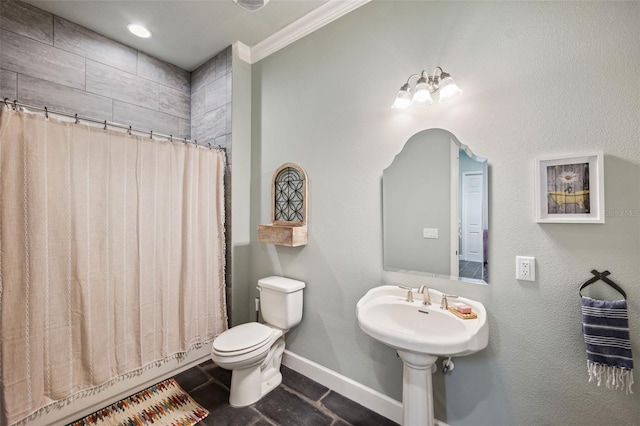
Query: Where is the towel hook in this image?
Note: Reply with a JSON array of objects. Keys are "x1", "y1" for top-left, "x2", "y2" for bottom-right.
[{"x1": 579, "y1": 269, "x2": 627, "y2": 299}]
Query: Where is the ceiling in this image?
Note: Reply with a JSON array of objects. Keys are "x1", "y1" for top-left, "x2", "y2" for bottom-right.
[{"x1": 23, "y1": 0, "x2": 338, "y2": 71}]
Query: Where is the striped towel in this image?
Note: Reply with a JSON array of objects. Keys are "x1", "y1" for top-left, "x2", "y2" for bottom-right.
[{"x1": 581, "y1": 296, "x2": 634, "y2": 394}]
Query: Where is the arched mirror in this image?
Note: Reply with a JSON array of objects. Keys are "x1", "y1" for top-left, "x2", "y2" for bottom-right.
[{"x1": 382, "y1": 129, "x2": 489, "y2": 283}]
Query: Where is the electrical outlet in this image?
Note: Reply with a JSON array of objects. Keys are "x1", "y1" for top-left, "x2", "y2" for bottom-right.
[{"x1": 516, "y1": 256, "x2": 536, "y2": 281}]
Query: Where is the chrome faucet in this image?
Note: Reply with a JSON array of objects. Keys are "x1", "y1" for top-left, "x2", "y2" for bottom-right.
[
  {"x1": 440, "y1": 294, "x2": 458, "y2": 310},
  {"x1": 417, "y1": 285, "x2": 431, "y2": 305},
  {"x1": 398, "y1": 285, "x2": 414, "y2": 302}
]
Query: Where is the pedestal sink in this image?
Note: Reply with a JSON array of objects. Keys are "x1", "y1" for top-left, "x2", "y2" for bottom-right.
[{"x1": 356, "y1": 285, "x2": 488, "y2": 426}]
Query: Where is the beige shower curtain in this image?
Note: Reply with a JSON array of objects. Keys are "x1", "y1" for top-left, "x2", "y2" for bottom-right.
[{"x1": 0, "y1": 108, "x2": 227, "y2": 426}]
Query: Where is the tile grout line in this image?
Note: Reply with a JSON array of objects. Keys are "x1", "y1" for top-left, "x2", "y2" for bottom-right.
[
  {"x1": 188, "y1": 362, "x2": 377, "y2": 426},
  {"x1": 277, "y1": 382, "x2": 345, "y2": 425}
]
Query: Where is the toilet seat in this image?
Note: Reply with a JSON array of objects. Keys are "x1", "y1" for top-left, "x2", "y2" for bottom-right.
[{"x1": 212, "y1": 322, "x2": 275, "y2": 356}]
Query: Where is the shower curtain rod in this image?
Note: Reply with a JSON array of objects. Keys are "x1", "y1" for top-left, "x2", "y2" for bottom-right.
[{"x1": 3, "y1": 98, "x2": 226, "y2": 151}]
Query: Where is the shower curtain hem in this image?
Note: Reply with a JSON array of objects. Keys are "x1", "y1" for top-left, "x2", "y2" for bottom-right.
[{"x1": 10, "y1": 338, "x2": 215, "y2": 426}]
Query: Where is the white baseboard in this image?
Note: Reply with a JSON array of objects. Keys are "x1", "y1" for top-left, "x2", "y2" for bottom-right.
[
  {"x1": 282, "y1": 350, "x2": 450, "y2": 426},
  {"x1": 282, "y1": 350, "x2": 403, "y2": 424}
]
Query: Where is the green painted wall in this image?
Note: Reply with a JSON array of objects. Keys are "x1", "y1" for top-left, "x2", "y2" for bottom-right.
[{"x1": 247, "y1": 2, "x2": 640, "y2": 424}]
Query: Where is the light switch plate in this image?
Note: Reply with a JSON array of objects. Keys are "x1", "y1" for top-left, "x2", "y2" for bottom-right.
[{"x1": 423, "y1": 228, "x2": 438, "y2": 239}]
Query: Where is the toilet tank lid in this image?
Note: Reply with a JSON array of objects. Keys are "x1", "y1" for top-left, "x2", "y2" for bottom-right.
[{"x1": 258, "y1": 276, "x2": 305, "y2": 293}]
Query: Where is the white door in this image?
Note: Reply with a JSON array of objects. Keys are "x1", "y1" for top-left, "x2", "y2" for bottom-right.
[{"x1": 462, "y1": 173, "x2": 483, "y2": 262}]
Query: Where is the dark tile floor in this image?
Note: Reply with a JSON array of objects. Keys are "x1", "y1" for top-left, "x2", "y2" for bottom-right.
[
  {"x1": 458, "y1": 260, "x2": 487, "y2": 281},
  {"x1": 173, "y1": 360, "x2": 399, "y2": 426}
]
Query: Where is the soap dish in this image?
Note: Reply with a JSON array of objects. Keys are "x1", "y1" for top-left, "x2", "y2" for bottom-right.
[{"x1": 447, "y1": 307, "x2": 478, "y2": 320}]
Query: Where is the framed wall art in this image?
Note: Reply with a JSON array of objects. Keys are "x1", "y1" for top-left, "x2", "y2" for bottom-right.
[{"x1": 535, "y1": 153, "x2": 604, "y2": 223}]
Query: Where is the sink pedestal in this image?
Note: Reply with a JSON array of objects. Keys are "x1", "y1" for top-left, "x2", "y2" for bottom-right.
[{"x1": 397, "y1": 350, "x2": 438, "y2": 426}]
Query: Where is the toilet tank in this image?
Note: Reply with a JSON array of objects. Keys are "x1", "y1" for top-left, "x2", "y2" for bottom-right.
[{"x1": 258, "y1": 276, "x2": 305, "y2": 330}]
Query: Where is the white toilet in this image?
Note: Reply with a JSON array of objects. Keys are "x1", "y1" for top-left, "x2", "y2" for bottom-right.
[{"x1": 211, "y1": 276, "x2": 305, "y2": 407}]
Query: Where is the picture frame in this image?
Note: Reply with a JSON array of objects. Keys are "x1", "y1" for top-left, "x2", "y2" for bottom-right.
[{"x1": 535, "y1": 152, "x2": 604, "y2": 223}]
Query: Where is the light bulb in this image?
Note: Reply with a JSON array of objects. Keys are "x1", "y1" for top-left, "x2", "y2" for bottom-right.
[
  {"x1": 438, "y1": 75, "x2": 462, "y2": 103},
  {"x1": 127, "y1": 24, "x2": 151, "y2": 38},
  {"x1": 391, "y1": 84, "x2": 412, "y2": 109},
  {"x1": 412, "y1": 82, "x2": 433, "y2": 105},
  {"x1": 412, "y1": 74, "x2": 433, "y2": 105}
]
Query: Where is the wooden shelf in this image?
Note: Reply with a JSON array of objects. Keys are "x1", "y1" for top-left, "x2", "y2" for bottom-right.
[{"x1": 257, "y1": 224, "x2": 308, "y2": 247}]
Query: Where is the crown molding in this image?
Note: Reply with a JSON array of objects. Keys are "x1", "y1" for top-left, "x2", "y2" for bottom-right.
[
  {"x1": 242, "y1": 0, "x2": 370, "y2": 64},
  {"x1": 234, "y1": 41, "x2": 252, "y2": 64}
]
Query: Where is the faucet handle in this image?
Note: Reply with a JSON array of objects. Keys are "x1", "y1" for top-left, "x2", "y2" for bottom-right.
[
  {"x1": 440, "y1": 294, "x2": 458, "y2": 310},
  {"x1": 397, "y1": 285, "x2": 414, "y2": 302}
]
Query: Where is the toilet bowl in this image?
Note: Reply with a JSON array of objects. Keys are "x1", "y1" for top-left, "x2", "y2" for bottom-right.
[{"x1": 211, "y1": 276, "x2": 305, "y2": 406}]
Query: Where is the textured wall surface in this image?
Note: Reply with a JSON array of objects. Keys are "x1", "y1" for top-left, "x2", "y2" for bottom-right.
[
  {"x1": 0, "y1": 0, "x2": 190, "y2": 138},
  {"x1": 229, "y1": 44, "x2": 253, "y2": 327},
  {"x1": 190, "y1": 47, "x2": 234, "y2": 320},
  {"x1": 249, "y1": 2, "x2": 640, "y2": 425}
]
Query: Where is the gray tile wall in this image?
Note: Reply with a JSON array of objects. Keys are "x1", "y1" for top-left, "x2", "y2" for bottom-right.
[
  {"x1": 0, "y1": 0, "x2": 191, "y2": 139},
  {"x1": 191, "y1": 48, "x2": 233, "y2": 320},
  {"x1": 191, "y1": 47, "x2": 232, "y2": 152}
]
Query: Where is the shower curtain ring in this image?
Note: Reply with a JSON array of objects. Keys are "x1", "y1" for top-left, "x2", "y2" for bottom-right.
[
  {"x1": 74, "y1": 113, "x2": 79, "y2": 124},
  {"x1": 44, "y1": 107, "x2": 48, "y2": 119},
  {"x1": 3, "y1": 98, "x2": 9, "y2": 109},
  {"x1": 103, "y1": 120, "x2": 107, "y2": 130},
  {"x1": 184, "y1": 138, "x2": 187, "y2": 145},
  {"x1": 150, "y1": 130, "x2": 153, "y2": 139},
  {"x1": 170, "y1": 135, "x2": 173, "y2": 142},
  {"x1": 208, "y1": 142, "x2": 212, "y2": 150},
  {"x1": 13, "y1": 100, "x2": 17, "y2": 110},
  {"x1": 128, "y1": 125, "x2": 132, "y2": 136}
]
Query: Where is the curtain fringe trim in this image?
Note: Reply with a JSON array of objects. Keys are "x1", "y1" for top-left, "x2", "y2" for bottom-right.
[
  {"x1": 11, "y1": 339, "x2": 214, "y2": 426},
  {"x1": 219, "y1": 153, "x2": 229, "y2": 329},
  {"x1": 587, "y1": 360, "x2": 634, "y2": 395}
]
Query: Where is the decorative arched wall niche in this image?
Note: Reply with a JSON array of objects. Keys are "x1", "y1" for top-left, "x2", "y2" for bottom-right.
[{"x1": 257, "y1": 163, "x2": 308, "y2": 246}]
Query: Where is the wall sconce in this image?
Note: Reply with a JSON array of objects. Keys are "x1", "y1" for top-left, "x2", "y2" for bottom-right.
[{"x1": 392, "y1": 67, "x2": 462, "y2": 109}]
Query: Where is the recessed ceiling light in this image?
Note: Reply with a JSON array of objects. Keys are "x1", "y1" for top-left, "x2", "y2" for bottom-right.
[{"x1": 127, "y1": 24, "x2": 152, "y2": 39}]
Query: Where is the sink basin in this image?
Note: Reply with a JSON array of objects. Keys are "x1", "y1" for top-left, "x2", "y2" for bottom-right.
[{"x1": 356, "y1": 285, "x2": 488, "y2": 356}]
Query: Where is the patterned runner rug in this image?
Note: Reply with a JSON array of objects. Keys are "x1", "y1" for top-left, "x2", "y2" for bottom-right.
[{"x1": 68, "y1": 379, "x2": 209, "y2": 426}]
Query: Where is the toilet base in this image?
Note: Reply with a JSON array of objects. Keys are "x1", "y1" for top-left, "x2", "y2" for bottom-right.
[{"x1": 228, "y1": 337, "x2": 286, "y2": 407}]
